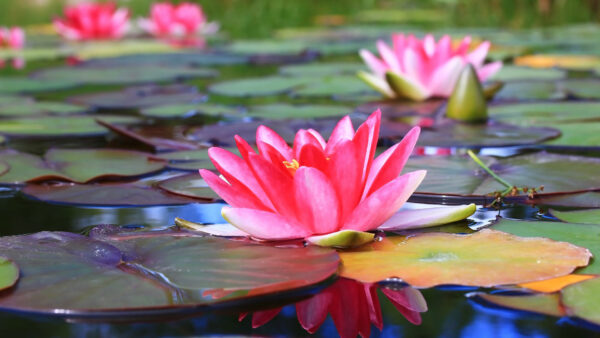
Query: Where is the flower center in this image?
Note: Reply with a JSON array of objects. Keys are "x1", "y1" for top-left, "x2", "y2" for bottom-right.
[{"x1": 283, "y1": 159, "x2": 300, "y2": 176}]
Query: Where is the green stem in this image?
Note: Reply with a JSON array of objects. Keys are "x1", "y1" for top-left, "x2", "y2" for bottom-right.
[{"x1": 467, "y1": 150, "x2": 513, "y2": 189}]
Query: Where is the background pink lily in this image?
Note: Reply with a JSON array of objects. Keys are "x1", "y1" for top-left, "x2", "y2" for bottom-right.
[
  {"x1": 0, "y1": 27, "x2": 24, "y2": 49},
  {"x1": 198, "y1": 110, "x2": 476, "y2": 245},
  {"x1": 138, "y1": 2, "x2": 218, "y2": 42},
  {"x1": 54, "y1": 2, "x2": 130, "y2": 41},
  {"x1": 241, "y1": 278, "x2": 427, "y2": 338},
  {"x1": 358, "y1": 34, "x2": 503, "y2": 101}
]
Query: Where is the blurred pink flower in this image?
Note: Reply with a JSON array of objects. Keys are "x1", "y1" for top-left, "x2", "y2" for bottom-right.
[
  {"x1": 138, "y1": 2, "x2": 218, "y2": 46},
  {"x1": 359, "y1": 34, "x2": 502, "y2": 101},
  {"x1": 0, "y1": 27, "x2": 25, "y2": 49},
  {"x1": 54, "y1": 2, "x2": 130, "y2": 41},
  {"x1": 200, "y1": 110, "x2": 426, "y2": 242}
]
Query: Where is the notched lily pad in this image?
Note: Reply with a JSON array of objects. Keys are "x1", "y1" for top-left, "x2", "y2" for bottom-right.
[
  {"x1": 0, "y1": 148, "x2": 166, "y2": 184},
  {"x1": 339, "y1": 229, "x2": 590, "y2": 287},
  {"x1": 0, "y1": 227, "x2": 339, "y2": 319}
]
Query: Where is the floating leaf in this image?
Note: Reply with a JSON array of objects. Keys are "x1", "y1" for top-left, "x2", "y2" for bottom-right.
[
  {"x1": 84, "y1": 52, "x2": 248, "y2": 67},
  {"x1": 158, "y1": 174, "x2": 220, "y2": 200},
  {"x1": 22, "y1": 183, "x2": 196, "y2": 207},
  {"x1": 0, "y1": 228, "x2": 339, "y2": 319},
  {"x1": 69, "y1": 85, "x2": 204, "y2": 109},
  {"x1": 551, "y1": 209, "x2": 600, "y2": 225},
  {"x1": 339, "y1": 229, "x2": 590, "y2": 287},
  {"x1": 561, "y1": 79, "x2": 600, "y2": 99},
  {"x1": 247, "y1": 103, "x2": 348, "y2": 120},
  {"x1": 514, "y1": 54, "x2": 600, "y2": 70},
  {"x1": 209, "y1": 76, "x2": 311, "y2": 97},
  {"x1": 562, "y1": 277, "x2": 600, "y2": 325},
  {"x1": 225, "y1": 40, "x2": 308, "y2": 55},
  {"x1": 279, "y1": 62, "x2": 364, "y2": 76},
  {"x1": 528, "y1": 192, "x2": 600, "y2": 208},
  {"x1": 518, "y1": 274, "x2": 596, "y2": 293},
  {"x1": 71, "y1": 39, "x2": 176, "y2": 60},
  {"x1": 468, "y1": 292, "x2": 565, "y2": 317},
  {"x1": 0, "y1": 149, "x2": 166, "y2": 184},
  {"x1": 292, "y1": 75, "x2": 376, "y2": 98},
  {"x1": 494, "y1": 82, "x2": 564, "y2": 101},
  {"x1": 0, "y1": 77, "x2": 78, "y2": 94},
  {"x1": 492, "y1": 219, "x2": 600, "y2": 274},
  {"x1": 141, "y1": 103, "x2": 240, "y2": 119},
  {"x1": 0, "y1": 115, "x2": 139, "y2": 138},
  {"x1": 0, "y1": 101, "x2": 87, "y2": 117},
  {"x1": 489, "y1": 65, "x2": 566, "y2": 81},
  {"x1": 33, "y1": 65, "x2": 217, "y2": 85},
  {"x1": 0, "y1": 257, "x2": 18, "y2": 292}
]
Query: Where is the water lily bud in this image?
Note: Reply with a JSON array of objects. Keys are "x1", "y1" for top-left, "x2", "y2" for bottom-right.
[{"x1": 446, "y1": 64, "x2": 488, "y2": 123}]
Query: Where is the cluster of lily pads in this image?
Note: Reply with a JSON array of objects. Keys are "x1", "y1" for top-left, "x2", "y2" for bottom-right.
[{"x1": 1, "y1": 3, "x2": 600, "y2": 337}]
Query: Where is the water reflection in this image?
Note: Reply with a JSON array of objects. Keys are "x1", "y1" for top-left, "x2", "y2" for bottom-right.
[{"x1": 241, "y1": 278, "x2": 427, "y2": 338}]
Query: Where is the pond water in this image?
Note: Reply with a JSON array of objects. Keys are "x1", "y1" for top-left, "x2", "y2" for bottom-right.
[{"x1": 1, "y1": 1, "x2": 600, "y2": 337}]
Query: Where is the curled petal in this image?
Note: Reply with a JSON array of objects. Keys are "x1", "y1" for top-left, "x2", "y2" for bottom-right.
[
  {"x1": 378, "y1": 203, "x2": 476, "y2": 231},
  {"x1": 199, "y1": 169, "x2": 269, "y2": 210}
]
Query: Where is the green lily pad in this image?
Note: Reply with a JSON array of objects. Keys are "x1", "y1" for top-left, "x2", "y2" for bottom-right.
[
  {"x1": 489, "y1": 66, "x2": 566, "y2": 82},
  {"x1": 225, "y1": 40, "x2": 309, "y2": 55},
  {"x1": 156, "y1": 149, "x2": 220, "y2": 171},
  {"x1": 71, "y1": 39, "x2": 177, "y2": 60},
  {"x1": 0, "y1": 77, "x2": 78, "y2": 94},
  {"x1": 69, "y1": 85, "x2": 205, "y2": 109},
  {"x1": 0, "y1": 101, "x2": 87, "y2": 117},
  {"x1": 0, "y1": 227, "x2": 339, "y2": 319},
  {"x1": 404, "y1": 152, "x2": 600, "y2": 200},
  {"x1": 0, "y1": 115, "x2": 139, "y2": 138},
  {"x1": 562, "y1": 277, "x2": 600, "y2": 325},
  {"x1": 494, "y1": 82, "x2": 564, "y2": 101},
  {"x1": 33, "y1": 65, "x2": 217, "y2": 86},
  {"x1": 0, "y1": 148, "x2": 166, "y2": 184},
  {"x1": 279, "y1": 62, "x2": 364, "y2": 77},
  {"x1": 22, "y1": 183, "x2": 196, "y2": 207},
  {"x1": 209, "y1": 76, "x2": 312, "y2": 97},
  {"x1": 158, "y1": 174, "x2": 220, "y2": 200},
  {"x1": 0, "y1": 95, "x2": 33, "y2": 106},
  {"x1": 141, "y1": 103, "x2": 240, "y2": 119},
  {"x1": 492, "y1": 219, "x2": 600, "y2": 274},
  {"x1": 551, "y1": 209, "x2": 600, "y2": 224},
  {"x1": 0, "y1": 47, "x2": 70, "y2": 62},
  {"x1": 292, "y1": 75, "x2": 376, "y2": 98},
  {"x1": 468, "y1": 292, "x2": 564, "y2": 317},
  {"x1": 247, "y1": 103, "x2": 348, "y2": 120},
  {"x1": 84, "y1": 52, "x2": 249, "y2": 67},
  {"x1": 339, "y1": 229, "x2": 590, "y2": 287},
  {"x1": 0, "y1": 257, "x2": 18, "y2": 292},
  {"x1": 561, "y1": 79, "x2": 600, "y2": 99}
]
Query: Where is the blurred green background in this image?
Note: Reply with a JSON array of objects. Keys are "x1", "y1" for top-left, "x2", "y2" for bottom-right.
[{"x1": 0, "y1": 0, "x2": 596, "y2": 38}]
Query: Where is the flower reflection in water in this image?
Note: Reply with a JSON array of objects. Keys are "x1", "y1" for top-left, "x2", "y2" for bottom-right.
[{"x1": 240, "y1": 277, "x2": 427, "y2": 338}]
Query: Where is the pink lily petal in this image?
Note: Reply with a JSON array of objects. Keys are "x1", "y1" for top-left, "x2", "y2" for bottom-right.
[
  {"x1": 365, "y1": 283, "x2": 384, "y2": 330},
  {"x1": 376, "y1": 40, "x2": 401, "y2": 73},
  {"x1": 296, "y1": 290, "x2": 334, "y2": 333},
  {"x1": 403, "y1": 47, "x2": 427, "y2": 85},
  {"x1": 392, "y1": 33, "x2": 406, "y2": 71},
  {"x1": 467, "y1": 41, "x2": 490, "y2": 68},
  {"x1": 455, "y1": 36, "x2": 472, "y2": 56},
  {"x1": 359, "y1": 49, "x2": 388, "y2": 77},
  {"x1": 381, "y1": 288, "x2": 425, "y2": 325},
  {"x1": 294, "y1": 167, "x2": 340, "y2": 234},
  {"x1": 342, "y1": 170, "x2": 426, "y2": 231},
  {"x1": 432, "y1": 35, "x2": 452, "y2": 66},
  {"x1": 254, "y1": 141, "x2": 290, "y2": 176},
  {"x1": 362, "y1": 126, "x2": 420, "y2": 199},
  {"x1": 234, "y1": 135, "x2": 257, "y2": 160},
  {"x1": 293, "y1": 129, "x2": 324, "y2": 160},
  {"x1": 353, "y1": 109, "x2": 381, "y2": 186},
  {"x1": 477, "y1": 60, "x2": 503, "y2": 81},
  {"x1": 423, "y1": 34, "x2": 436, "y2": 58},
  {"x1": 325, "y1": 115, "x2": 355, "y2": 155},
  {"x1": 256, "y1": 125, "x2": 293, "y2": 161},
  {"x1": 221, "y1": 207, "x2": 311, "y2": 240},
  {"x1": 307, "y1": 128, "x2": 326, "y2": 149},
  {"x1": 208, "y1": 147, "x2": 273, "y2": 209},
  {"x1": 246, "y1": 153, "x2": 298, "y2": 221},
  {"x1": 378, "y1": 204, "x2": 476, "y2": 231},
  {"x1": 427, "y1": 56, "x2": 465, "y2": 97},
  {"x1": 298, "y1": 144, "x2": 328, "y2": 173},
  {"x1": 250, "y1": 308, "x2": 282, "y2": 328},
  {"x1": 326, "y1": 139, "x2": 362, "y2": 223},
  {"x1": 329, "y1": 279, "x2": 372, "y2": 338},
  {"x1": 199, "y1": 169, "x2": 269, "y2": 210}
]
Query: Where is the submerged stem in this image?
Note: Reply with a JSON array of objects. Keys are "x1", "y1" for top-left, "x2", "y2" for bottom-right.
[{"x1": 467, "y1": 150, "x2": 513, "y2": 189}]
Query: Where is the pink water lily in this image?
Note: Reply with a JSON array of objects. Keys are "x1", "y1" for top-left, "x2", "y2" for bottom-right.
[
  {"x1": 358, "y1": 34, "x2": 503, "y2": 101},
  {"x1": 54, "y1": 2, "x2": 130, "y2": 41},
  {"x1": 0, "y1": 27, "x2": 24, "y2": 49},
  {"x1": 138, "y1": 2, "x2": 218, "y2": 42},
  {"x1": 200, "y1": 110, "x2": 429, "y2": 243}
]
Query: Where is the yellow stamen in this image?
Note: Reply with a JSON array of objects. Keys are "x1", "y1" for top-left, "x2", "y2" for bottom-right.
[{"x1": 283, "y1": 159, "x2": 300, "y2": 176}]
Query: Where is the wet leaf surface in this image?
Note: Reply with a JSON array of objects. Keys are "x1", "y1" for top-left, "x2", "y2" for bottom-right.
[
  {"x1": 0, "y1": 149, "x2": 166, "y2": 184},
  {"x1": 0, "y1": 77, "x2": 78, "y2": 94},
  {"x1": 492, "y1": 219, "x2": 600, "y2": 274},
  {"x1": 0, "y1": 101, "x2": 87, "y2": 117},
  {"x1": 0, "y1": 227, "x2": 339, "y2": 319},
  {"x1": 562, "y1": 277, "x2": 600, "y2": 325},
  {"x1": 0, "y1": 115, "x2": 139, "y2": 138},
  {"x1": 339, "y1": 229, "x2": 590, "y2": 287},
  {"x1": 279, "y1": 62, "x2": 364, "y2": 76},
  {"x1": 550, "y1": 209, "x2": 600, "y2": 225},
  {"x1": 141, "y1": 103, "x2": 241, "y2": 118},
  {"x1": 69, "y1": 85, "x2": 205, "y2": 109},
  {"x1": 247, "y1": 103, "x2": 348, "y2": 120},
  {"x1": 157, "y1": 174, "x2": 220, "y2": 201},
  {"x1": 469, "y1": 292, "x2": 565, "y2": 317},
  {"x1": 494, "y1": 82, "x2": 564, "y2": 101},
  {"x1": 83, "y1": 52, "x2": 249, "y2": 67}
]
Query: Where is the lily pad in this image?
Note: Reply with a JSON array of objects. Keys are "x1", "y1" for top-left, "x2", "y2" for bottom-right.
[
  {"x1": 141, "y1": 103, "x2": 240, "y2": 119},
  {"x1": 209, "y1": 76, "x2": 311, "y2": 97},
  {"x1": 339, "y1": 229, "x2": 590, "y2": 287},
  {"x1": 494, "y1": 82, "x2": 564, "y2": 101},
  {"x1": 514, "y1": 54, "x2": 600, "y2": 70},
  {"x1": 71, "y1": 39, "x2": 176, "y2": 60},
  {"x1": 560, "y1": 79, "x2": 600, "y2": 99},
  {"x1": 404, "y1": 152, "x2": 600, "y2": 200},
  {"x1": 33, "y1": 65, "x2": 217, "y2": 86},
  {"x1": 84, "y1": 52, "x2": 249, "y2": 67},
  {"x1": 492, "y1": 219, "x2": 600, "y2": 274},
  {"x1": 0, "y1": 77, "x2": 78, "y2": 94},
  {"x1": 0, "y1": 227, "x2": 339, "y2": 319},
  {"x1": 0, "y1": 149, "x2": 166, "y2": 184},
  {"x1": 528, "y1": 192, "x2": 600, "y2": 208},
  {"x1": 158, "y1": 174, "x2": 220, "y2": 200},
  {"x1": 489, "y1": 65, "x2": 566, "y2": 82},
  {"x1": 551, "y1": 209, "x2": 600, "y2": 225},
  {"x1": 279, "y1": 62, "x2": 364, "y2": 77},
  {"x1": 0, "y1": 101, "x2": 87, "y2": 117},
  {"x1": 0, "y1": 257, "x2": 18, "y2": 292},
  {"x1": 247, "y1": 104, "x2": 348, "y2": 120},
  {"x1": 292, "y1": 75, "x2": 376, "y2": 98},
  {"x1": 0, "y1": 115, "x2": 139, "y2": 138},
  {"x1": 562, "y1": 277, "x2": 600, "y2": 325},
  {"x1": 519, "y1": 274, "x2": 596, "y2": 293},
  {"x1": 69, "y1": 85, "x2": 205, "y2": 110},
  {"x1": 156, "y1": 149, "x2": 219, "y2": 171},
  {"x1": 225, "y1": 40, "x2": 309, "y2": 55},
  {"x1": 21, "y1": 183, "x2": 197, "y2": 207},
  {"x1": 468, "y1": 292, "x2": 565, "y2": 317}
]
